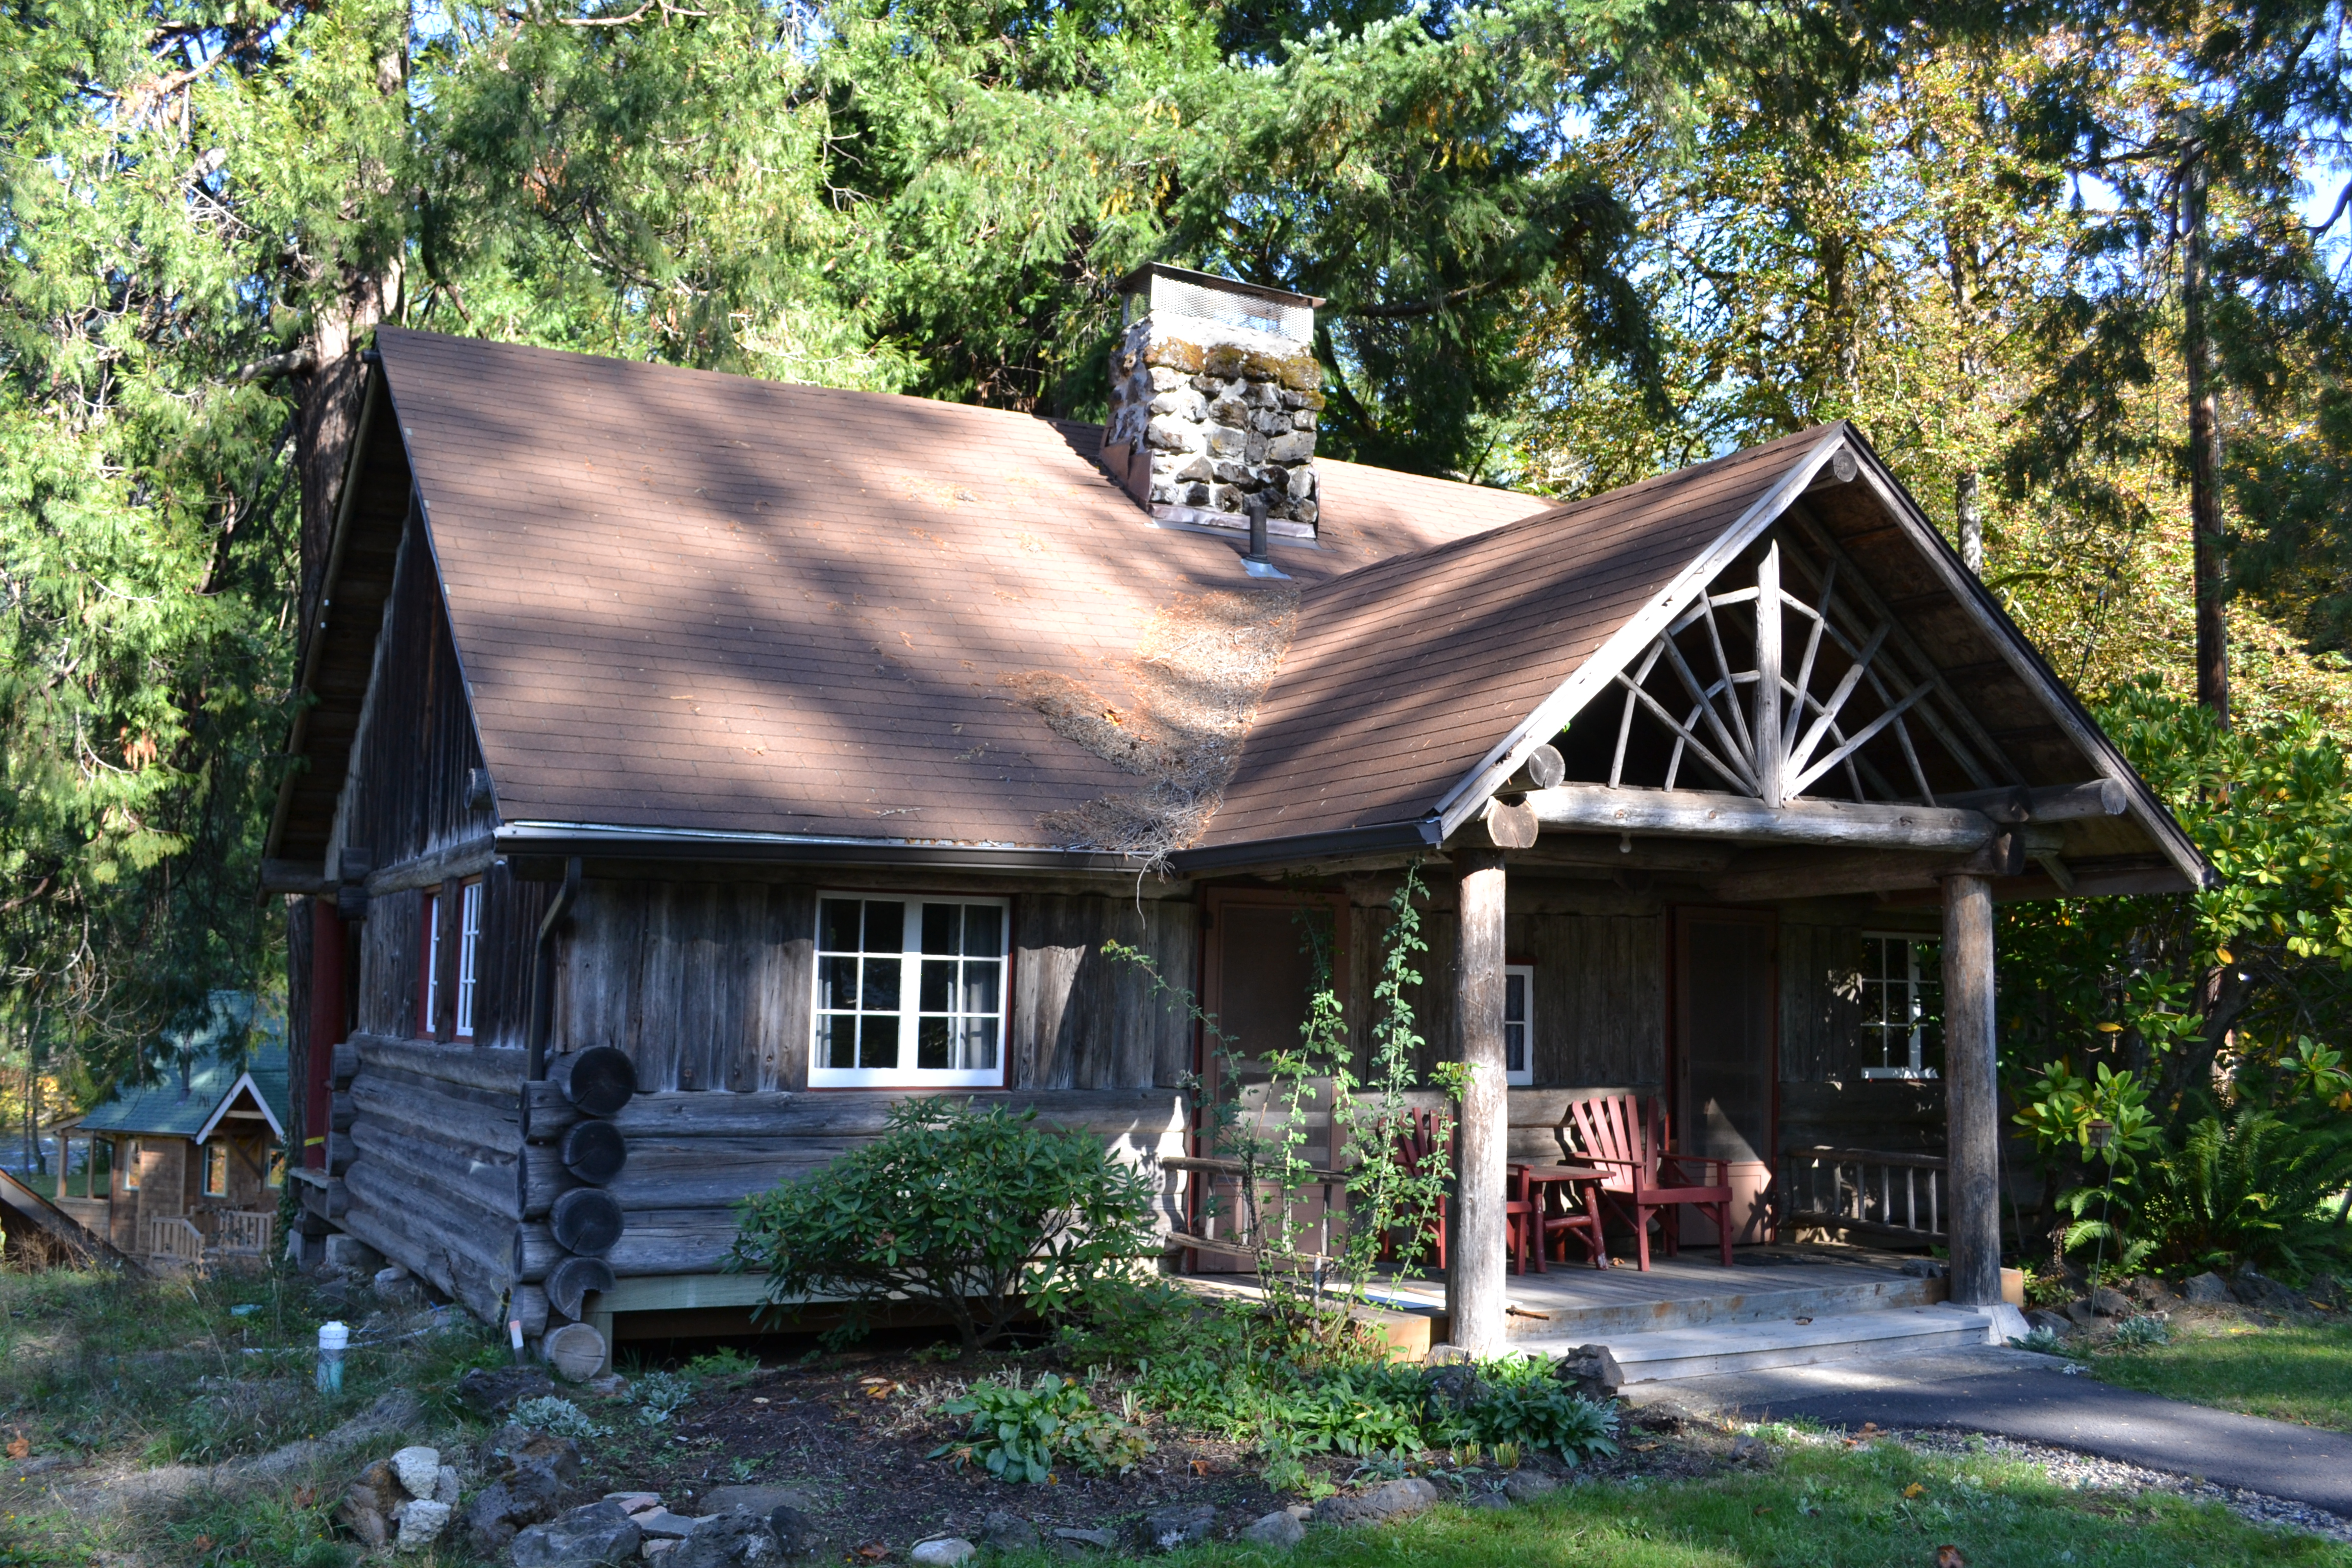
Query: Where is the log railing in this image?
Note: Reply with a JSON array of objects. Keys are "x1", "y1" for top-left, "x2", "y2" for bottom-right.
[
  {"x1": 1780, "y1": 1146, "x2": 1947, "y2": 1246},
  {"x1": 143, "y1": 1215, "x2": 205, "y2": 1266},
  {"x1": 215, "y1": 1210, "x2": 277, "y2": 1257},
  {"x1": 1160, "y1": 1155, "x2": 1351, "y2": 1264}
]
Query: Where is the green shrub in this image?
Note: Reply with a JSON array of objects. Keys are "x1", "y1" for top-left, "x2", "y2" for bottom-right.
[
  {"x1": 2110, "y1": 1314, "x2": 2171, "y2": 1349},
  {"x1": 732, "y1": 1099, "x2": 1158, "y2": 1351},
  {"x1": 1459, "y1": 1365, "x2": 1620, "y2": 1463},
  {"x1": 2140, "y1": 1107, "x2": 2352, "y2": 1279},
  {"x1": 930, "y1": 1371, "x2": 1148, "y2": 1482}
]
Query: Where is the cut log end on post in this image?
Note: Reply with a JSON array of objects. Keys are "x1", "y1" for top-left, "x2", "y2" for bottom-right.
[
  {"x1": 555, "y1": 1046, "x2": 638, "y2": 1117},
  {"x1": 545, "y1": 1254, "x2": 617, "y2": 1320},
  {"x1": 549, "y1": 1186, "x2": 625, "y2": 1257},
  {"x1": 560, "y1": 1118, "x2": 628, "y2": 1185}
]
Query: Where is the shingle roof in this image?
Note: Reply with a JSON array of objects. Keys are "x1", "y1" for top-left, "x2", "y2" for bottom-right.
[
  {"x1": 1207, "y1": 428, "x2": 1833, "y2": 846},
  {"x1": 373, "y1": 328, "x2": 1554, "y2": 849},
  {"x1": 76, "y1": 997, "x2": 289, "y2": 1140}
]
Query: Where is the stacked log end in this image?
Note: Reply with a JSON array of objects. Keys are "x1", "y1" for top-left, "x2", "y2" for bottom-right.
[{"x1": 514, "y1": 1046, "x2": 636, "y2": 1367}]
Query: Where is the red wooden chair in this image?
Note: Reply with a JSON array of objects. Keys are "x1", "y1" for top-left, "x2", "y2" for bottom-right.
[
  {"x1": 1380, "y1": 1110, "x2": 1538, "y2": 1275},
  {"x1": 1560, "y1": 1093, "x2": 1735, "y2": 1269}
]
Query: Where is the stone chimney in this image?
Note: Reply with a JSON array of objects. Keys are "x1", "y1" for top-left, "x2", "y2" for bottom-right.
[{"x1": 1101, "y1": 264, "x2": 1325, "y2": 541}]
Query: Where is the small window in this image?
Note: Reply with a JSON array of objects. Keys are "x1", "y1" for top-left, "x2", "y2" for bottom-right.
[
  {"x1": 266, "y1": 1148, "x2": 286, "y2": 1189},
  {"x1": 120, "y1": 1139, "x2": 140, "y2": 1191},
  {"x1": 1504, "y1": 964, "x2": 1535, "y2": 1086},
  {"x1": 813, "y1": 894, "x2": 1008, "y2": 1087},
  {"x1": 420, "y1": 888, "x2": 443, "y2": 1036},
  {"x1": 204, "y1": 1141, "x2": 229, "y2": 1197},
  {"x1": 454, "y1": 878, "x2": 483, "y2": 1040},
  {"x1": 1860, "y1": 934, "x2": 1941, "y2": 1079}
]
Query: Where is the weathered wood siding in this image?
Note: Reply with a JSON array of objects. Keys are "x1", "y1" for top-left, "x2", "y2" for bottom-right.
[
  {"x1": 1012, "y1": 894, "x2": 1195, "y2": 1090},
  {"x1": 553, "y1": 880, "x2": 816, "y2": 1094},
  {"x1": 1778, "y1": 919, "x2": 1945, "y2": 1156},
  {"x1": 339, "y1": 507, "x2": 492, "y2": 871}
]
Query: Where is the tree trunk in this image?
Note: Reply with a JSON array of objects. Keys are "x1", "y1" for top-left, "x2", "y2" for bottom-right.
[
  {"x1": 2181, "y1": 153, "x2": 2231, "y2": 726},
  {"x1": 295, "y1": 18, "x2": 408, "y2": 647},
  {"x1": 1956, "y1": 469, "x2": 1984, "y2": 575}
]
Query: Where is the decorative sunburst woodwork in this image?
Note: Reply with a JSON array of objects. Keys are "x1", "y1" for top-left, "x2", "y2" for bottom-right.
[{"x1": 1584, "y1": 532, "x2": 2005, "y2": 807}]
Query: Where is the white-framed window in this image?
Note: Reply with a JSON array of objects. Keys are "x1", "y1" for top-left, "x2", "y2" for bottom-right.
[
  {"x1": 455, "y1": 879, "x2": 483, "y2": 1039},
  {"x1": 120, "y1": 1139, "x2": 140, "y2": 1191},
  {"x1": 1504, "y1": 964, "x2": 1535, "y2": 1085},
  {"x1": 204, "y1": 1140, "x2": 230, "y2": 1197},
  {"x1": 420, "y1": 888, "x2": 443, "y2": 1036},
  {"x1": 266, "y1": 1148, "x2": 286, "y2": 1189},
  {"x1": 813, "y1": 894, "x2": 1008, "y2": 1087},
  {"x1": 1860, "y1": 933, "x2": 1941, "y2": 1079}
]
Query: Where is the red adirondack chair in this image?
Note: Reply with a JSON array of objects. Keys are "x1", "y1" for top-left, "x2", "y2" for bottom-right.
[
  {"x1": 1379, "y1": 1109, "x2": 1538, "y2": 1275},
  {"x1": 1560, "y1": 1093, "x2": 1735, "y2": 1269}
]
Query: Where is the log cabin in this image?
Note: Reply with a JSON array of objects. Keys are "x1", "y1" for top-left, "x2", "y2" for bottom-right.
[{"x1": 262, "y1": 268, "x2": 2213, "y2": 1367}]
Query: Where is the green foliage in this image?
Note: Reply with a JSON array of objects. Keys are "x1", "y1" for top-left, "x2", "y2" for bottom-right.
[
  {"x1": 929, "y1": 1371, "x2": 1147, "y2": 1483},
  {"x1": 2110, "y1": 1314, "x2": 2171, "y2": 1350},
  {"x1": 1453, "y1": 1361, "x2": 1620, "y2": 1463},
  {"x1": 511, "y1": 1395, "x2": 604, "y2": 1439},
  {"x1": 731, "y1": 1098, "x2": 1156, "y2": 1351},
  {"x1": 2139, "y1": 1108, "x2": 2352, "y2": 1281},
  {"x1": 1106, "y1": 864, "x2": 1450, "y2": 1352}
]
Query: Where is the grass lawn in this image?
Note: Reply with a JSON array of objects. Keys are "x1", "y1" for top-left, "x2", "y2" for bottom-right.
[
  {"x1": 1140, "y1": 1436, "x2": 2352, "y2": 1568},
  {"x1": 2083, "y1": 1317, "x2": 2352, "y2": 1434}
]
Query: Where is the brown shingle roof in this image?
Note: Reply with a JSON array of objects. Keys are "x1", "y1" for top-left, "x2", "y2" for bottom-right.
[
  {"x1": 371, "y1": 329, "x2": 1552, "y2": 849},
  {"x1": 1203, "y1": 428, "x2": 1834, "y2": 848}
]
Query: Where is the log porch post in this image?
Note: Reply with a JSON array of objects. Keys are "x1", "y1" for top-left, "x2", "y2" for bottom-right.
[
  {"x1": 1450, "y1": 847, "x2": 1509, "y2": 1355},
  {"x1": 1941, "y1": 872, "x2": 2002, "y2": 1305}
]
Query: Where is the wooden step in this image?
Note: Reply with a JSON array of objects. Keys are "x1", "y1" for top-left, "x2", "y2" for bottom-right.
[{"x1": 1519, "y1": 1305, "x2": 2003, "y2": 1383}]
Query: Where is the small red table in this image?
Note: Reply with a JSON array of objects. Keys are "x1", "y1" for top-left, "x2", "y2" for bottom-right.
[{"x1": 1515, "y1": 1164, "x2": 1611, "y2": 1271}]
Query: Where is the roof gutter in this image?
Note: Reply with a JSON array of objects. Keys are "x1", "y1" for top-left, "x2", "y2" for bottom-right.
[
  {"x1": 1166, "y1": 818, "x2": 1442, "y2": 876},
  {"x1": 493, "y1": 822, "x2": 1180, "y2": 876}
]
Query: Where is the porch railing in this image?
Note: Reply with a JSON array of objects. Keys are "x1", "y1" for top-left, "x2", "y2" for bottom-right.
[
  {"x1": 1780, "y1": 1146, "x2": 1947, "y2": 1246},
  {"x1": 215, "y1": 1210, "x2": 276, "y2": 1257},
  {"x1": 143, "y1": 1216, "x2": 205, "y2": 1266},
  {"x1": 1159, "y1": 1155, "x2": 1350, "y2": 1264}
]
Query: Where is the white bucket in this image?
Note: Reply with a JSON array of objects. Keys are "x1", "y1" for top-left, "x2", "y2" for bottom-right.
[{"x1": 316, "y1": 1320, "x2": 350, "y2": 1393}]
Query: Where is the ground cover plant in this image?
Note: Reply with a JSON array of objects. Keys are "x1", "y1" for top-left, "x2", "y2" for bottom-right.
[
  {"x1": 2081, "y1": 1315, "x2": 2352, "y2": 1435},
  {"x1": 0, "y1": 1261, "x2": 499, "y2": 1568}
]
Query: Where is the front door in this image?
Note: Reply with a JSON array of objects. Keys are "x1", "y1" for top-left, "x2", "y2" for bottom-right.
[
  {"x1": 1192, "y1": 891, "x2": 1347, "y2": 1271},
  {"x1": 1673, "y1": 908, "x2": 1776, "y2": 1245}
]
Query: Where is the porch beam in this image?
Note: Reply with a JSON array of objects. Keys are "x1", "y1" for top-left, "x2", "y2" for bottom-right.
[
  {"x1": 1941, "y1": 872, "x2": 2003, "y2": 1306},
  {"x1": 1937, "y1": 779, "x2": 2128, "y2": 823},
  {"x1": 1521, "y1": 784, "x2": 1995, "y2": 852},
  {"x1": 1449, "y1": 847, "x2": 1509, "y2": 1356}
]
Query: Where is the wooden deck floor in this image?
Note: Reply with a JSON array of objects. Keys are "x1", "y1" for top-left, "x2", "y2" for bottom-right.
[{"x1": 1348, "y1": 1244, "x2": 1945, "y2": 1338}]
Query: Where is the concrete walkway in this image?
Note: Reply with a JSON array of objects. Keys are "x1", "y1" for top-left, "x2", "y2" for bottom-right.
[{"x1": 1633, "y1": 1344, "x2": 2352, "y2": 1517}]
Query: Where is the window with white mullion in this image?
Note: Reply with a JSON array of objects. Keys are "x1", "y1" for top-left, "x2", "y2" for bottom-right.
[
  {"x1": 1504, "y1": 964, "x2": 1534, "y2": 1086},
  {"x1": 455, "y1": 879, "x2": 483, "y2": 1039},
  {"x1": 1860, "y1": 934, "x2": 1941, "y2": 1080},
  {"x1": 813, "y1": 894, "x2": 1007, "y2": 1087}
]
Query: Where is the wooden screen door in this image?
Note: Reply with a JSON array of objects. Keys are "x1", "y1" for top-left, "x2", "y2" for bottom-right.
[
  {"x1": 1672, "y1": 908, "x2": 1777, "y2": 1245},
  {"x1": 1192, "y1": 890, "x2": 1348, "y2": 1272}
]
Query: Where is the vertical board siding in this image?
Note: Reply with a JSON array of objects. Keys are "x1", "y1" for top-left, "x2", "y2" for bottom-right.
[
  {"x1": 475, "y1": 864, "x2": 551, "y2": 1052},
  {"x1": 1012, "y1": 895, "x2": 1195, "y2": 1091},
  {"x1": 346, "y1": 509, "x2": 493, "y2": 870},
  {"x1": 1522, "y1": 912, "x2": 1665, "y2": 1088},
  {"x1": 1779, "y1": 923, "x2": 1864, "y2": 1084},
  {"x1": 358, "y1": 888, "x2": 424, "y2": 1038},
  {"x1": 552, "y1": 879, "x2": 815, "y2": 1093}
]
